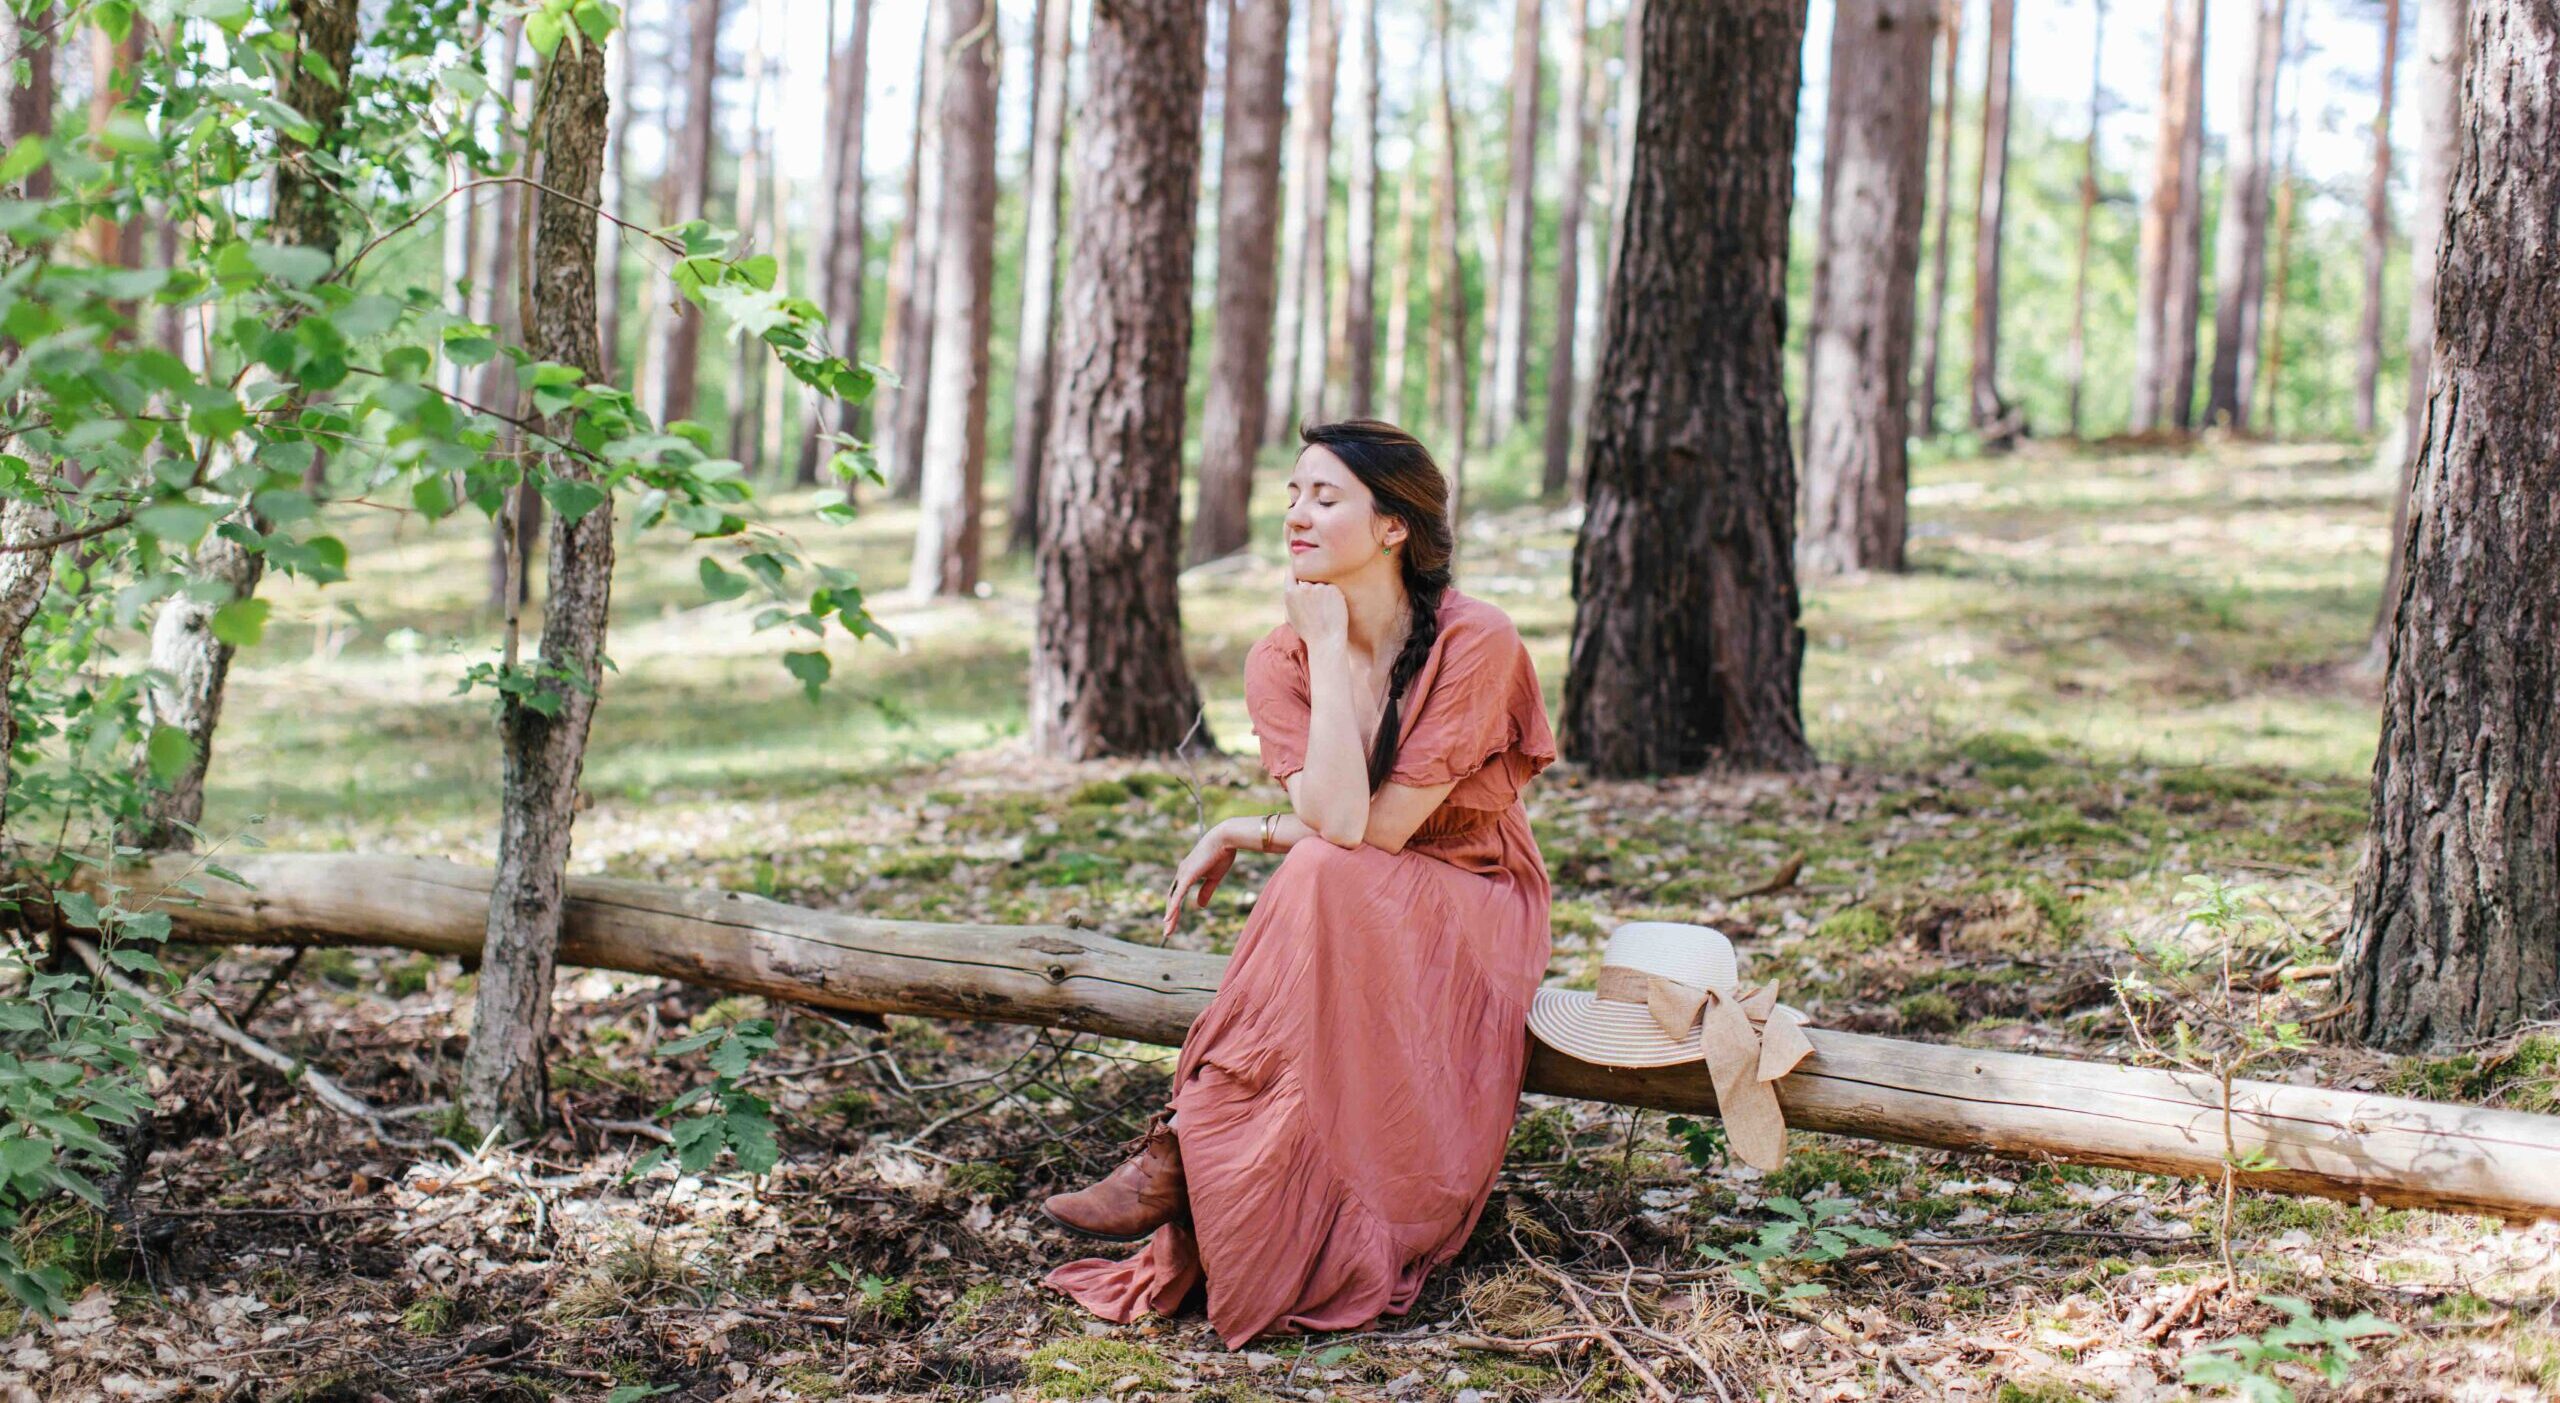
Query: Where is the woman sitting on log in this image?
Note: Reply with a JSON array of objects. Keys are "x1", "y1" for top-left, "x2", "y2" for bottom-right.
[{"x1": 1039, "y1": 419, "x2": 1560, "y2": 1349}]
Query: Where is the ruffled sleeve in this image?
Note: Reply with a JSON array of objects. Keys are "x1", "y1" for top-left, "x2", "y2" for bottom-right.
[
  {"x1": 1386, "y1": 608, "x2": 1557, "y2": 807},
  {"x1": 1244, "y1": 630, "x2": 1312, "y2": 782}
]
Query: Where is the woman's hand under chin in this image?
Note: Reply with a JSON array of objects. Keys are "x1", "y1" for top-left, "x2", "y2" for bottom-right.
[{"x1": 1284, "y1": 579, "x2": 1350, "y2": 654}]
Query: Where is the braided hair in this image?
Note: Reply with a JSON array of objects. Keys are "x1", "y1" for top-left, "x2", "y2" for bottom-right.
[{"x1": 1297, "y1": 419, "x2": 1456, "y2": 792}]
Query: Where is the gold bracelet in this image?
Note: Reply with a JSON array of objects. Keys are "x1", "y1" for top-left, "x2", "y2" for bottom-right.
[{"x1": 1260, "y1": 812, "x2": 1279, "y2": 853}]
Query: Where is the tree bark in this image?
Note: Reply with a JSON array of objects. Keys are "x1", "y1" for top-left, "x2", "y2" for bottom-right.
[
  {"x1": 2355, "y1": 0, "x2": 2400, "y2": 436},
  {"x1": 2342, "y1": 0, "x2": 2560, "y2": 1053},
  {"x1": 2066, "y1": 0, "x2": 2105, "y2": 438},
  {"x1": 2164, "y1": 2, "x2": 2207, "y2": 431},
  {"x1": 1032, "y1": 0, "x2": 1215, "y2": 761},
  {"x1": 2257, "y1": 37, "x2": 2302, "y2": 432},
  {"x1": 1965, "y1": 0, "x2": 2014, "y2": 436},
  {"x1": 129, "y1": 0, "x2": 360, "y2": 852},
  {"x1": 1, "y1": 5, "x2": 53, "y2": 201},
  {"x1": 885, "y1": 6, "x2": 947, "y2": 501},
  {"x1": 1910, "y1": 0, "x2": 1960, "y2": 437},
  {"x1": 724, "y1": 0, "x2": 773, "y2": 470},
  {"x1": 2206, "y1": 0, "x2": 2287, "y2": 429},
  {"x1": 1340, "y1": 0, "x2": 1379, "y2": 418},
  {"x1": 1381, "y1": 119, "x2": 1420, "y2": 420},
  {"x1": 1428, "y1": 0, "x2": 1467, "y2": 487},
  {"x1": 459, "y1": 29, "x2": 615, "y2": 1138},
  {"x1": 1563, "y1": 0, "x2": 1814, "y2": 778},
  {"x1": 909, "y1": 0, "x2": 998, "y2": 598},
  {"x1": 1003, "y1": 0, "x2": 1070, "y2": 549},
  {"x1": 120, "y1": 851, "x2": 2560, "y2": 1224},
  {"x1": 1540, "y1": 0, "x2": 1591, "y2": 498},
  {"x1": 1487, "y1": 0, "x2": 1542, "y2": 436},
  {"x1": 798, "y1": 0, "x2": 872, "y2": 485},
  {"x1": 1189, "y1": 0, "x2": 1293, "y2": 566},
  {"x1": 1266, "y1": 0, "x2": 1336, "y2": 443},
  {"x1": 0, "y1": 501, "x2": 59, "y2": 841},
  {"x1": 2372, "y1": 0, "x2": 2464, "y2": 665},
  {"x1": 1799, "y1": 0, "x2": 1933, "y2": 578},
  {"x1": 2132, "y1": 0, "x2": 2195, "y2": 431},
  {"x1": 653, "y1": 0, "x2": 723, "y2": 425}
]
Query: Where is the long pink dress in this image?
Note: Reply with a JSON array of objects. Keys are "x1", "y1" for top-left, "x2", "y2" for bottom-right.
[{"x1": 1042, "y1": 588, "x2": 1557, "y2": 1349}]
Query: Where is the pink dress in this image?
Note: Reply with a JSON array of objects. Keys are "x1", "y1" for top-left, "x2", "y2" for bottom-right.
[{"x1": 1042, "y1": 588, "x2": 1558, "y2": 1349}]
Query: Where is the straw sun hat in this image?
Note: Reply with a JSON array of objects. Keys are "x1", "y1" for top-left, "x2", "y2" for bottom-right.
[{"x1": 1526, "y1": 922, "x2": 1818, "y2": 1172}]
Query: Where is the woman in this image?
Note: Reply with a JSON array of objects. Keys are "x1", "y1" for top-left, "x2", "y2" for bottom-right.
[{"x1": 1039, "y1": 419, "x2": 1557, "y2": 1349}]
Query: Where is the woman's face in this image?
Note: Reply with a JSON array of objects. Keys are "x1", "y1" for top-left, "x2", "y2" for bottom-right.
[{"x1": 1283, "y1": 447, "x2": 1406, "y2": 583}]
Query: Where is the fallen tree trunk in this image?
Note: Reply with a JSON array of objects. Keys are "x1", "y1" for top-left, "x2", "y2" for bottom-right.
[{"x1": 74, "y1": 852, "x2": 2560, "y2": 1223}]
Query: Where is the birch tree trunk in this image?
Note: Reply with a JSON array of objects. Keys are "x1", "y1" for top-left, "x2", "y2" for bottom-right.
[
  {"x1": 129, "y1": 0, "x2": 361, "y2": 851},
  {"x1": 2354, "y1": 0, "x2": 2400, "y2": 436},
  {"x1": 1910, "y1": 0, "x2": 1960, "y2": 437},
  {"x1": 2342, "y1": 0, "x2": 2559, "y2": 1052},
  {"x1": 2371, "y1": 0, "x2": 2464, "y2": 665},
  {"x1": 2206, "y1": 0, "x2": 2287, "y2": 429},
  {"x1": 1965, "y1": 0, "x2": 2014, "y2": 437},
  {"x1": 909, "y1": 0, "x2": 997, "y2": 597},
  {"x1": 459, "y1": 29, "x2": 615, "y2": 1138},
  {"x1": 1190, "y1": 0, "x2": 1294, "y2": 566},
  {"x1": 1031, "y1": 0, "x2": 1215, "y2": 762},
  {"x1": 1487, "y1": 0, "x2": 1542, "y2": 436},
  {"x1": 1003, "y1": 0, "x2": 1071, "y2": 549},
  {"x1": 1540, "y1": 0, "x2": 1591, "y2": 498},
  {"x1": 0, "y1": 10, "x2": 56, "y2": 797},
  {"x1": 1563, "y1": 0, "x2": 1814, "y2": 778},
  {"x1": 1799, "y1": 0, "x2": 1933, "y2": 578},
  {"x1": 798, "y1": 0, "x2": 871, "y2": 485},
  {"x1": 1340, "y1": 0, "x2": 1380, "y2": 418},
  {"x1": 653, "y1": 0, "x2": 723, "y2": 425}
]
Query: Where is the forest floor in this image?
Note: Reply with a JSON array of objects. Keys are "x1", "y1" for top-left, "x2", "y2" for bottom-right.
[{"x1": 6, "y1": 435, "x2": 2557, "y2": 1402}]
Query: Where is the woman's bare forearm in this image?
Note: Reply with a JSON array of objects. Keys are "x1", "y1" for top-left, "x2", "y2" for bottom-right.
[{"x1": 1295, "y1": 640, "x2": 1371, "y2": 845}]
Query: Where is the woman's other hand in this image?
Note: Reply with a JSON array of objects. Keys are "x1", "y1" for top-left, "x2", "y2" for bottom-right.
[
  {"x1": 1284, "y1": 579, "x2": 1350, "y2": 655},
  {"x1": 1164, "y1": 818, "x2": 1250, "y2": 938}
]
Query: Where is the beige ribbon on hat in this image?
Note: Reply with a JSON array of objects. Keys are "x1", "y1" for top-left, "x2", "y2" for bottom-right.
[{"x1": 1593, "y1": 964, "x2": 1816, "y2": 1172}]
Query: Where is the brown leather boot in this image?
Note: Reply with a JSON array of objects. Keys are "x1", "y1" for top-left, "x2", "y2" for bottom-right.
[{"x1": 1041, "y1": 1109, "x2": 1186, "y2": 1242}]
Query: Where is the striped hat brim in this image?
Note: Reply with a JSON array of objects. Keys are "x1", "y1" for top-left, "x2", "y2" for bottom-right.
[{"x1": 1527, "y1": 987, "x2": 1814, "y2": 1069}]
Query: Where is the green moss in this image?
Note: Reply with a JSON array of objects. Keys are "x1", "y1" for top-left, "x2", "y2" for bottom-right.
[
  {"x1": 2384, "y1": 1034, "x2": 2560, "y2": 1115},
  {"x1": 1026, "y1": 1338, "x2": 1170, "y2": 1398},
  {"x1": 1068, "y1": 779, "x2": 1133, "y2": 806},
  {"x1": 1897, "y1": 992, "x2": 1960, "y2": 1033},
  {"x1": 946, "y1": 1161, "x2": 1016, "y2": 1197},
  {"x1": 876, "y1": 851, "x2": 959, "y2": 882},
  {"x1": 1993, "y1": 1380, "x2": 2089, "y2": 1403},
  {"x1": 401, "y1": 1293, "x2": 458, "y2": 1335},
  {"x1": 1814, "y1": 907, "x2": 1895, "y2": 952},
  {"x1": 1507, "y1": 1105, "x2": 1576, "y2": 1161}
]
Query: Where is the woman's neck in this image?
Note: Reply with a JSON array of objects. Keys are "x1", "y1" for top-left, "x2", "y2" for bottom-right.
[{"x1": 1335, "y1": 564, "x2": 1412, "y2": 659}]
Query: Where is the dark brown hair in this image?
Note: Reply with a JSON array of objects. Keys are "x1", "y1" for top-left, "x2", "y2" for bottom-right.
[{"x1": 1297, "y1": 419, "x2": 1456, "y2": 792}]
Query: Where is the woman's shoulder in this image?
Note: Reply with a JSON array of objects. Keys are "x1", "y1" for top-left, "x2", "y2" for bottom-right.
[
  {"x1": 1432, "y1": 589, "x2": 1525, "y2": 654},
  {"x1": 1248, "y1": 620, "x2": 1305, "y2": 667}
]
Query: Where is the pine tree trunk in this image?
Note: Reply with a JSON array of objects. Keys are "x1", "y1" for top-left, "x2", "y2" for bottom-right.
[
  {"x1": 1965, "y1": 0, "x2": 2014, "y2": 436},
  {"x1": 2206, "y1": 0, "x2": 2285, "y2": 429},
  {"x1": 909, "y1": 0, "x2": 997, "y2": 598},
  {"x1": 2132, "y1": 0, "x2": 2193, "y2": 431},
  {"x1": 1540, "y1": 0, "x2": 1591, "y2": 498},
  {"x1": 1603, "y1": 0, "x2": 1642, "y2": 313},
  {"x1": 886, "y1": 7, "x2": 947, "y2": 500},
  {"x1": 1564, "y1": 0, "x2": 1814, "y2": 778},
  {"x1": 2066, "y1": 0, "x2": 2105, "y2": 437},
  {"x1": 1799, "y1": 0, "x2": 1933, "y2": 578},
  {"x1": 599, "y1": 31, "x2": 634, "y2": 382},
  {"x1": 129, "y1": 0, "x2": 360, "y2": 851},
  {"x1": 724, "y1": 0, "x2": 771, "y2": 468},
  {"x1": 0, "y1": 15, "x2": 58, "y2": 837},
  {"x1": 1266, "y1": 0, "x2": 1336, "y2": 443},
  {"x1": 1488, "y1": 0, "x2": 1542, "y2": 435},
  {"x1": 798, "y1": 0, "x2": 871, "y2": 485},
  {"x1": 1911, "y1": 0, "x2": 1960, "y2": 437},
  {"x1": 2342, "y1": 0, "x2": 2560, "y2": 1051},
  {"x1": 2258, "y1": 131, "x2": 2298, "y2": 430},
  {"x1": 2164, "y1": 6, "x2": 2207, "y2": 430},
  {"x1": 1190, "y1": 0, "x2": 1294, "y2": 566},
  {"x1": 1382, "y1": 126, "x2": 1420, "y2": 420},
  {"x1": 2355, "y1": 0, "x2": 2400, "y2": 436},
  {"x1": 2372, "y1": 0, "x2": 2464, "y2": 664},
  {"x1": 1003, "y1": 0, "x2": 1070, "y2": 550},
  {"x1": 1, "y1": 6, "x2": 52, "y2": 201},
  {"x1": 1032, "y1": 0, "x2": 1215, "y2": 762},
  {"x1": 654, "y1": 0, "x2": 723, "y2": 425},
  {"x1": 1429, "y1": 0, "x2": 1467, "y2": 489},
  {"x1": 460, "y1": 30, "x2": 614, "y2": 1138},
  {"x1": 1341, "y1": 0, "x2": 1380, "y2": 417}
]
